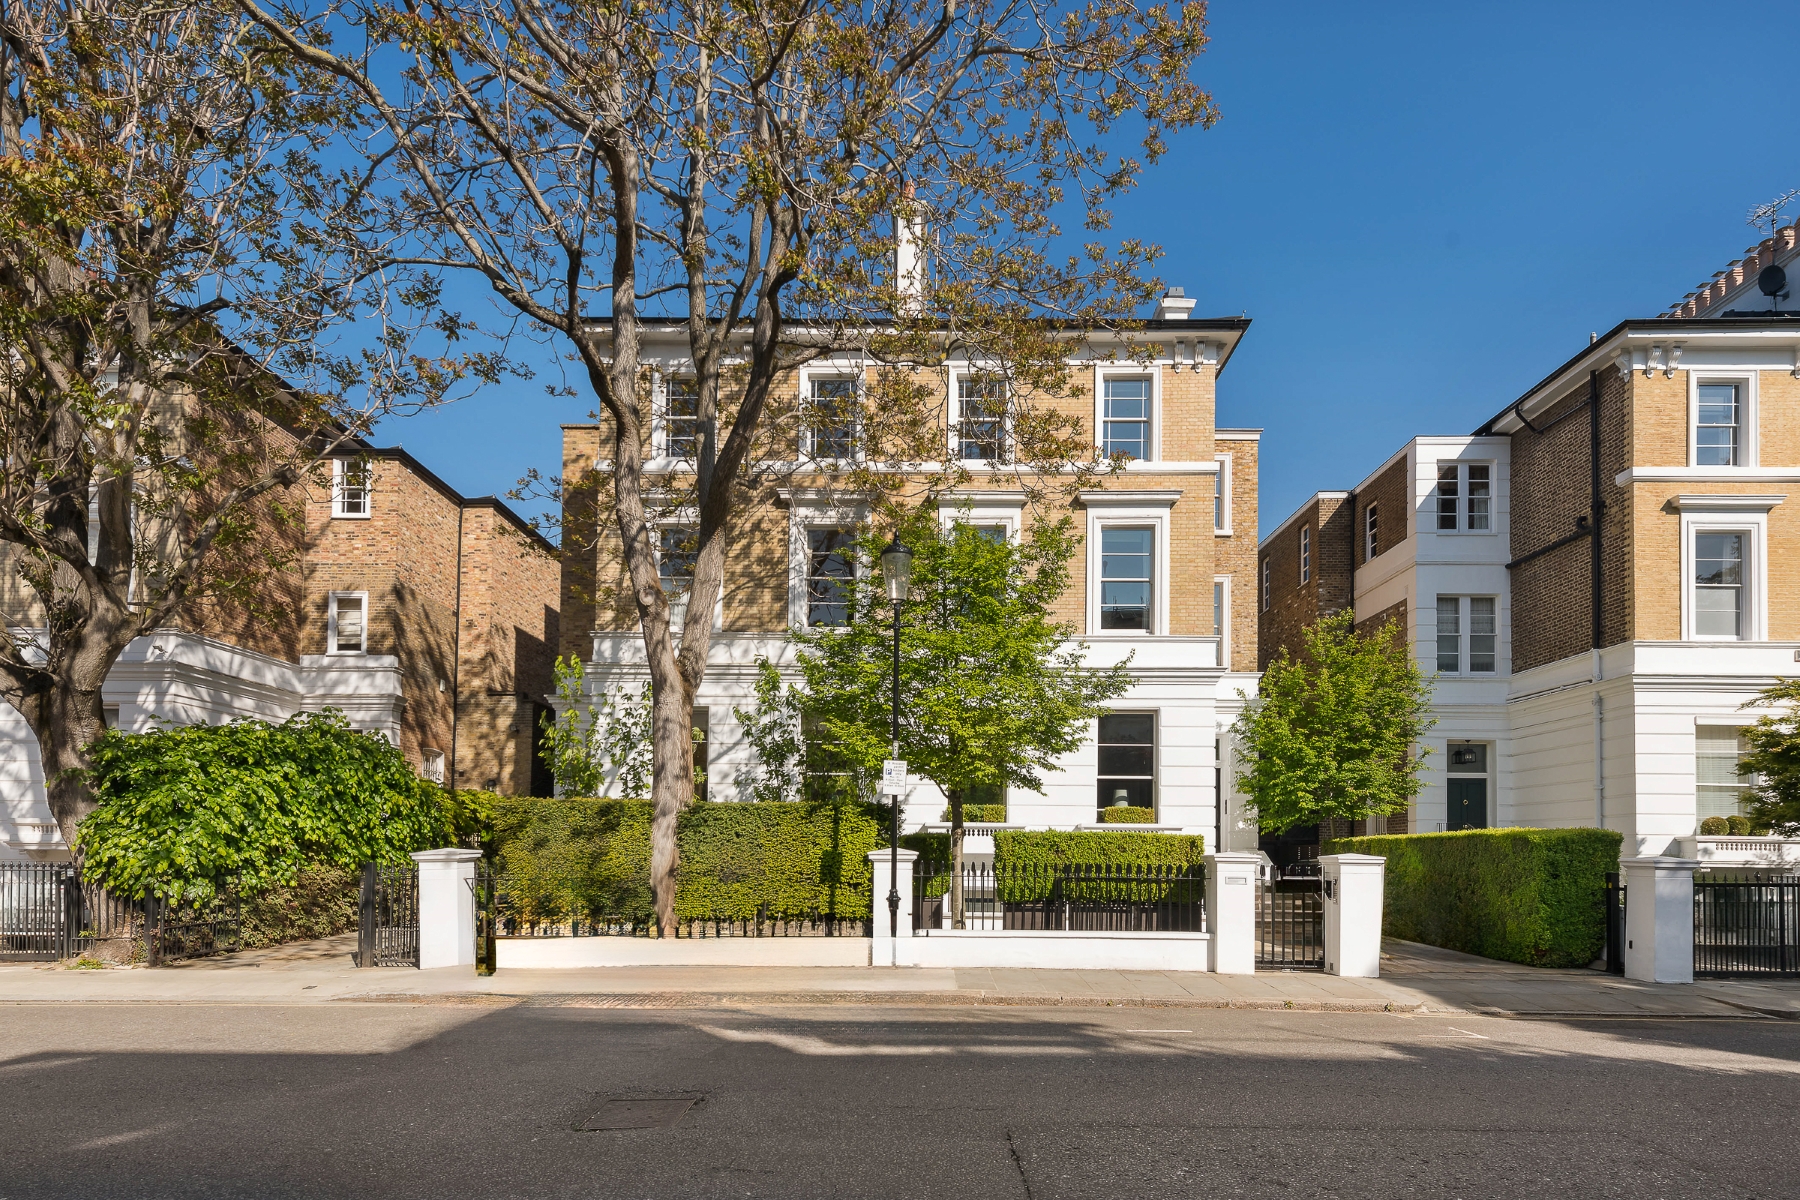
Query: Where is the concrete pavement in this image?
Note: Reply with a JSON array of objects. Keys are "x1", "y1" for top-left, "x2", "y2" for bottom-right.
[{"x1": 6, "y1": 932, "x2": 1800, "y2": 1018}]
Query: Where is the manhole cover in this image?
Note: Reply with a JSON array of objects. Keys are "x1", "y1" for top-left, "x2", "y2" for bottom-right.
[{"x1": 580, "y1": 1098, "x2": 699, "y2": 1131}]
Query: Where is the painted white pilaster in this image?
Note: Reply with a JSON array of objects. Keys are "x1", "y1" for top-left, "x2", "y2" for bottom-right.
[
  {"x1": 1621, "y1": 856, "x2": 1697, "y2": 984},
  {"x1": 1204, "y1": 852, "x2": 1260, "y2": 974},
  {"x1": 1320, "y1": 853, "x2": 1386, "y2": 978},
  {"x1": 412, "y1": 848, "x2": 482, "y2": 971}
]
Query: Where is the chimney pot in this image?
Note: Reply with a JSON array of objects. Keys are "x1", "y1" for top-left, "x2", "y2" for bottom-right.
[{"x1": 1153, "y1": 287, "x2": 1197, "y2": 321}]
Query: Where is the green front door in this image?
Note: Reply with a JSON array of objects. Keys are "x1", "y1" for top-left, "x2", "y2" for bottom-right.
[{"x1": 1448, "y1": 778, "x2": 1487, "y2": 831}]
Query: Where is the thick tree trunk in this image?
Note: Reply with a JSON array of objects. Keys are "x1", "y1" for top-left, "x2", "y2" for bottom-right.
[
  {"x1": 14, "y1": 661, "x2": 113, "y2": 856},
  {"x1": 948, "y1": 788, "x2": 965, "y2": 929},
  {"x1": 647, "y1": 677, "x2": 695, "y2": 937}
]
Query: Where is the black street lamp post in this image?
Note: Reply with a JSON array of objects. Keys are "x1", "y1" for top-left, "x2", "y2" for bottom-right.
[{"x1": 879, "y1": 538, "x2": 913, "y2": 943}]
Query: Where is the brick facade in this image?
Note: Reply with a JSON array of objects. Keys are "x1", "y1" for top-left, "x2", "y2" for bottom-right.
[
  {"x1": 1356, "y1": 458, "x2": 1409, "y2": 568},
  {"x1": 1506, "y1": 369, "x2": 1633, "y2": 674},
  {"x1": 1257, "y1": 493, "x2": 1353, "y2": 669}
]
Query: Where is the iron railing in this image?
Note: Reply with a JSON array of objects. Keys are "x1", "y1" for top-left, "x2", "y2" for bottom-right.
[
  {"x1": 1256, "y1": 877, "x2": 1323, "y2": 970},
  {"x1": 486, "y1": 870, "x2": 871, "y2": 939},
  {"x1": 357, "y1": 863, "x2": 420, "y2": 967},
  {"x1": 1694, "y1": 873, "x2": 1800, "y2": 977},
  {"x1": 911, "y1": 861, "x2": 1206, "y2": 934},
  {"x1": 0, "y1": 863, "x2": 76, "y2": 961},
  {"x1": 1, "y1": 863, "x2": 237, "y2": 964},
  {"x1": 146, "y1": 891, "x2": 242, "y2": 965}
]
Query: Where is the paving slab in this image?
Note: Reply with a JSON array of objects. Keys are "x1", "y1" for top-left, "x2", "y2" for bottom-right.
[{"x1": 3, "y1": 932, "x2": 1797, "y2": 1017}]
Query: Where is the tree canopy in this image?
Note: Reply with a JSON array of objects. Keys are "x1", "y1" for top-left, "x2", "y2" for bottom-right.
[
  {"x1": 1233, "y1": 612, "x2": 1434, "y2": 836},
  {"x1": 1738, "y1": 679, "x2": 1800, "y2": 835},
  {"x1": 77, "y1": 711, "x2": 453, "y2": 902}
]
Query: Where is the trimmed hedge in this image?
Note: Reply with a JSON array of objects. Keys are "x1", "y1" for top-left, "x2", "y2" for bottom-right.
[
  {"x1": 1324, "y1": 827, "x2": 1622, "y2": 968},
  {"x1": 993, "y1": 829, "x2": 1204, "y2": 868},
  {"x1": 240, "y1": 864, "x2": 360, "y2": 949},
  {"x1": 1100, "y1": 807, "x2": 1156, "y2": 824},
  {"x1": 492, "y1": 797, "x2": 884, "y2": 921},
  {"x1": 940, "y1": 804, "x2": 1007, "y2": 823}
]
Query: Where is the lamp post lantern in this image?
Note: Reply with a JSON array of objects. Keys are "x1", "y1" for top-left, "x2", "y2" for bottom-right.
[{"x1": 879, "y1": 538, "x2": 913, "y2": 944}]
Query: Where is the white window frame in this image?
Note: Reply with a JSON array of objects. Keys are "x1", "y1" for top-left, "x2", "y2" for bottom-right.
[
  {"x1": 949, "y1": 365, "x2": 1009, "y2": 464},
  {"x1": 1688, "y1": 372, "x2": 1758, "y2": 469},
  {"x1": 1084, "y1": 497, "x2": 1172, "y2": 636},
  {"x1": 1433, "y1": 595, "x2": 1499, "y2": 675},
  {"x1": 1678, "y1": 503, "x2": 1773, "y2": 642},
  {"x1": 1213, "y1": 575, "x2": 1230, "y2": 667},
  {"x1": 1431, "y1": 461, "x2": 1495, "y2": 533},
  {"x1": 1095, "y1": 709, "x2": 1159, "y2": 818},
  {"x1": 1364, "y1": 502, "x2": 1380, "y2": 560},
  {"x1": 937, "y1": 491, "x2": 1025, "y2": 542},
  {"x1": 421, "y1": 748, "x2": 446, "y2": 784},
  {"x1": 331, "y1": 458, "x2": 372, "y2": 520},
  {"x1": 1299, "y1": 525, "x2": 1311, "y2": 584},
  {"x1": 798, "y1": 363, "x2": 862, "y2": 462},
  {"x1": 1213, "y1": 454, "x2": 1233, "y2": 535},
  {"x1": 787, "y1": 497, "x2": 870, "y2": 627},
  {"x1": 655, "y1": 370, "x2": 704, "y2": 462},
  {"x1": 1260, "y1": 558, "x2": 1270, "y2": 612},
  {"x1": 327, "y1": 590, "x2": 369, "y2": 655},
  {"x1": 1093, "y1": 363, "x2": 1161, "y2": 463}
]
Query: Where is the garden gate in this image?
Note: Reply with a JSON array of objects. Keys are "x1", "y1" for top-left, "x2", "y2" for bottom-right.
[
  {"x1": 1693, "y1": 873, "x2": 1800, "y2": 977},
  {"x1": 1256, "y1": 868, "x2": 1323, "y2": 970},
  {"x1": 357, "y1": 863, "x2": 420, "y2": 967}
]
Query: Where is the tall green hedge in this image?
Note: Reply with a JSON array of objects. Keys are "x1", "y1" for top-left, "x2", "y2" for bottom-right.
[
  {"x1": 491, "y1": 797, "x2": 884, "y2": 922},
  {"x1": 1324, "y1": 827, "x2": 1622, "y2": 967},
  {"x1": 993, "y1": 829, "x2": 1204, "y2": 869}
]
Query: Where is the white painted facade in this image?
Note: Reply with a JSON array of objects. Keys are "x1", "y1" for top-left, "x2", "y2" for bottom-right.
[
  {"x1": 1, "y1": 629, "x2": 404, "y2": 862},
  {"x1": 1348, "y1": 436, "x2": 1514, "y2": 834},
  {"x1": 575, "y1": 630, "x2": 1260, "y2": 848}
]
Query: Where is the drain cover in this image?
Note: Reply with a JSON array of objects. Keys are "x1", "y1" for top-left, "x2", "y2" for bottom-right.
[{"x1": 581, "y1": 1098, "x2": 698, "y2": 1131}]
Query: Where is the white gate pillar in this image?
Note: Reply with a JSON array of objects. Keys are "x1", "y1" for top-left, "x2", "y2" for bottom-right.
[
  {"x1": 868, "y1": 848, "x2": 918, "y2": 967},
  {"x1": 1204, "y1": 853, "x2": 1261, "y2": 974},
  {"x1": 1319, "y1": 853, "x2": 1386, "y2": 978},
  {"x1": 413, "y1": 847, "x2": 483, "y2": 970},
  {"x1": 1621, "y1": 856, "x2": 1697, "y2": 984}
]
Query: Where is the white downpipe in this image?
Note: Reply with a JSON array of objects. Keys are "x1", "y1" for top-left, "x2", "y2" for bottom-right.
[{"x1": 1591, "y1": 649, "x2": 1605, "y2": 830}]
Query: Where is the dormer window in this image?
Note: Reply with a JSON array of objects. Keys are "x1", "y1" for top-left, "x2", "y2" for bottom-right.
[{"x1": 332, "y1": 459, "x2": 371, "y2": 519}]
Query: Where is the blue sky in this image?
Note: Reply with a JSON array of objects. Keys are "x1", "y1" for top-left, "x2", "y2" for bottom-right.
[{"x1": 373, "y1": 1, "x2": 1796, "y2": 538}]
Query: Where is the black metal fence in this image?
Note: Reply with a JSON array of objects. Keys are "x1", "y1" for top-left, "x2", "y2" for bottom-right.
[
  {"x1": 1603, "y1": 872, "x2": 1625, "y2": 975},
  {"x1": 485, "y1": 869, "x2": 872, "y2": 939},
  {"x1": 357, "y1": 863, "x2": 420, "y2": 966},
  {"x1": 911, "y1": 861, "x2": 1206, "y2": 934},
  {"x1": 1694, "y1": 873, "x2": 1800, "y2": 977},
  {"x1": 0, "y1": 863, "x2": 238, "y2": 964},
  {"x1": 146, "y1": 892, "x2": 242, "y2": 966},
  {"x1": 1256, "y1": 877, "x2": 1323, "y2": 970}
]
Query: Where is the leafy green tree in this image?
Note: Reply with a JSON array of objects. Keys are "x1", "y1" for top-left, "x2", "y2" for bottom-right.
[
  {"x1": 539, "y1": 656, "x2": 653, "y2": 798},
  {"x1": 243, "y1": 0, "x2": 1216, "y2": 937},
  {"x1": 792, "y1": 513, "x2": 1131, "y2": 925},
  {"x1": 0, "y1": 2, "x2": 473, "y2": 849},
  {"x1": 1233, "y1": 612, "x2": 1435, "y2": 836},
  {"x1": 733, "y1": 660, "x2": 805, "y2": 805},
  {"x1": 76, "y1": 711, "x2": 451, "y2": 902},
  {"x1": 1737, "y1": 679, "x2": 1800, "y2": 835}
]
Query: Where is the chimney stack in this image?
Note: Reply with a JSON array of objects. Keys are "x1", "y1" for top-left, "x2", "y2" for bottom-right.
[
  {"x1": 895, "y1": 184, "x2": 926, "y2": 312},
  {"x1": 1154, "y1": 287, "x2": 1196, "y2": 321}
]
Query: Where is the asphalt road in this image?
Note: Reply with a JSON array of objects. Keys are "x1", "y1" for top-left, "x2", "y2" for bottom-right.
[{"x1": 2, "y1": 1001, "x2": 1796, "y2": 1199}]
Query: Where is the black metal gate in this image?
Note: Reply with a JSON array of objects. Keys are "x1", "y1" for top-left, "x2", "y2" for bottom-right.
[
  {"x1": 1694, "y1": 873, "x2": 1800, "y2": 977},
  {"x1": 1256, "y1": 875, "x2": 1323, "y2": 970},
  {"x1": 357, "y1": 863, "x2": 419, "y2": 967},
  {"x1": 0, "y1": 863, "x2": 75, "y2": 961},
  {"x1": 1, "y1": 863, "x2": 234, "y2": 964}
]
